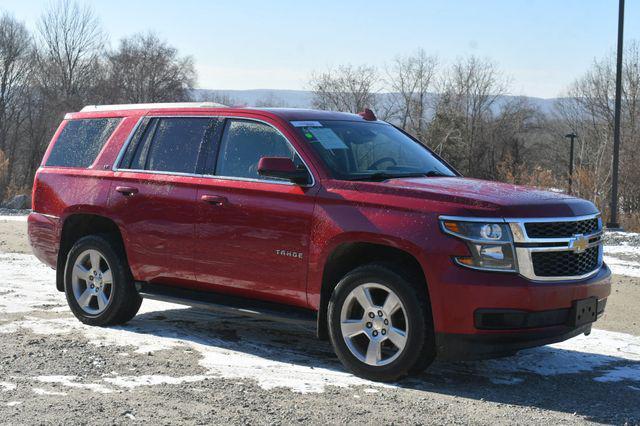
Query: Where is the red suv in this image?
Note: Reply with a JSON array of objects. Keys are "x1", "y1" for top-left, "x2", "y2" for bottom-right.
[{"x1": 29, "y1": 103, "x2": 611, "y2": 381}]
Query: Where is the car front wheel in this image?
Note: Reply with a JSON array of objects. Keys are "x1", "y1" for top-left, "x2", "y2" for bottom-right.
[{"x1": 328, "y1": 264, "x2": 435, "y2": 382}]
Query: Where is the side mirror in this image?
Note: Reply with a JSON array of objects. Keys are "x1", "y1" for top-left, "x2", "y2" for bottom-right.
[{"x1": 257, "y1": 157, "x2": 310, "y2": 185}]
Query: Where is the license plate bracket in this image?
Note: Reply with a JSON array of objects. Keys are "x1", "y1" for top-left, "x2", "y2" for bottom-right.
[{"x1": 571, "y1": 297, "x2": 598, "y2": 327}]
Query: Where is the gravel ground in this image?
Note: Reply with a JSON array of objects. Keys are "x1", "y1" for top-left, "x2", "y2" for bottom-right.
[
  {"x1": 0, "y1": 208, "x2": 30, "y2": 217},
  {"x1": 1, "y1": 215, "x2": 639, "y2": 425}
]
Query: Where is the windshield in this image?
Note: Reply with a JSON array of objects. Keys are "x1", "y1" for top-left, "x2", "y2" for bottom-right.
[{"x1": 291, "y1": 120, "x2": 456, "y2": 181}]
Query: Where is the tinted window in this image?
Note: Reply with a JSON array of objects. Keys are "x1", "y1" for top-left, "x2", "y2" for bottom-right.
[
  {"x1": 118, "y1": 117, "x2": 150, "y2": 169},
  {"x1": 123, "y1": 118, "x2": 212, "y2": 174},
  {"x1": 46, "y1": 118, "x2": 121, "y2": 168},
  {"x1": 128, "y1": 119, "x2": 158, "y2": 171},
  {"x1": 216, "y1": 120, "x2": 298, "y2": 180}
]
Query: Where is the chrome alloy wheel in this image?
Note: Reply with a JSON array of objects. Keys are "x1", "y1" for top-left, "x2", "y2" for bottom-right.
[
  {"x1": 339, "y1": 283, "x2": 408, "y2": 366},
  {"x1": 71, "y1": 249, "x2": 114, "y2": 315}
]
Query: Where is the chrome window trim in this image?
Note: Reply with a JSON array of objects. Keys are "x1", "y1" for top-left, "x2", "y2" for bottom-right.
[
  {"x1": 112, "y1": 115, "x2": 316, "y2": 188},
  {"x1": 439, "y1": 213, "x2": 604, "y2": 282}
]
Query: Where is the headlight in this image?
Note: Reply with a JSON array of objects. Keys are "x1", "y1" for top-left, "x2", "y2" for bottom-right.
[{"x1": 440, "y1": 219, "x2": 517, "y2": 272}]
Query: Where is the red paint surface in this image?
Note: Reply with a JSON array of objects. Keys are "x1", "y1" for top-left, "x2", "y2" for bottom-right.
[{"x1": 28, "y1": 106, "x2": 611, "y2": 337}]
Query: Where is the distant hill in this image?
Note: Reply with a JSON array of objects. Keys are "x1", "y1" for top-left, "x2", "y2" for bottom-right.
[
  {"x1": 192, "y1": 89, "x2": 314, "y2": 108},
  {"x1": 192, "y1": 89, "x2": 561, "y2": 116}
]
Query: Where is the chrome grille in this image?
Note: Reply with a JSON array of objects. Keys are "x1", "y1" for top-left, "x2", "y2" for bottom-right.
[
  {"x1": 511, "y1": 214, "x2": 603, "y2": 281},
  {"x1": 531, "y1": 246, "x2": 600, "y2": 277},
  {"x1": 525, "y1": 218, "x2": 599, "y2": 238}
]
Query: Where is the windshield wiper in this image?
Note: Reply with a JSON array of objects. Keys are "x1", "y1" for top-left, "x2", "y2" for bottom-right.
[
  {"x1": 423, "y1": 170, "x2": 449, "y2": 177},
  {"x1": 347, "y1": 170, "x2": 451, "y2": 181},
  {"x1": 347, "y1": 172, "x2": 427, "y2": 182}
]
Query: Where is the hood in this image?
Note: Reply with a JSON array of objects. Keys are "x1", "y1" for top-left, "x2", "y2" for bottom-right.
[{"x1": 342, "y1": 177, "x2": 598, "y2": 218}]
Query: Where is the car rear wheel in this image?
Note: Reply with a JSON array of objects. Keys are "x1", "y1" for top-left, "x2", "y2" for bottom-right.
[
  {"x1": 64, "y1": 235, "x2": 142, "y2": 326},
  {"x1": 328, "y1": 264, "x2": 435, "y2": 382}
]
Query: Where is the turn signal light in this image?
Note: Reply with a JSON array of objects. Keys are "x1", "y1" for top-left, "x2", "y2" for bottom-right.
[
  {"x1": 443, "y1": 221, "x2": 461, "y2": 233},
  {"x1": 455, "y1": 257, "x2": 474, "y2": 266}
]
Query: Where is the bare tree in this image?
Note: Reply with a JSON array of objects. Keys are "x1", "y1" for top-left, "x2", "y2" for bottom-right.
[
  {"x1": 0, "y1": 13, "x2": 33, "y2": 200},
  {"x1": 0, "y1": 2, "x2": 205, "y2": 202},
  {"x1": 491, "y1": 97, "x2": 549, "y2": 184},
  {"x1": 555, "y1": 40, "x2": 640, "y2": 225},
  {"x1": 309, "y1": 65, "x2": 378, "y2": 113},
  {"x1": 385, "y1": 49, "x2": 437, "y2": 138},
  {"x1": 427, "y1": 56, "x2": 508, "y2": 176},
  {"x1": 35, "y1": 0, "x2": 105, "y2": 110},
  {"x1": 105, "y1": 32, "x2": 196, "y2": 103}
]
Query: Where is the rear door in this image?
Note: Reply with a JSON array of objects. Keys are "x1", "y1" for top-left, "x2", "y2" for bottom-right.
[
  {"x1": 193, "y1": 117, "x2": 318, "y2": 307},
  {"x1": 109, "y1": 116, "x2": 218, "y2": 286}
]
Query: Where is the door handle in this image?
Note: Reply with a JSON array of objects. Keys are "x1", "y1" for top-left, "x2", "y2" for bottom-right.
[
  {"x1": 115, "y1": 186, "x2": 138, "y2": 196},
  {"x1": 201, "y1": 194, "x2": 227, "y2": 206}
]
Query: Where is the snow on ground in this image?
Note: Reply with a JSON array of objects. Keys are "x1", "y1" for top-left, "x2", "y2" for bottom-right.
[
  {"x1": 35, "y1": 376, "x2": 114, "y2": 394},
  {"x1": 0, "y1": 215, "x2": 27, "y2": 222},
  {"x1": 604, "y1": 231, "x2": 640, "y2": 278},
  {"x1": 0, "y1": 382, "x2": 17, "y2": 392},
  {"x1": 31, "y1": 388, "x2": 67, "y2": 396},
  {"x1": 1, "y1": 253, "x2": 640, "y2": 394},
  {"x1": 0, "y1": 253, "x2": 65, "y2": 314}
]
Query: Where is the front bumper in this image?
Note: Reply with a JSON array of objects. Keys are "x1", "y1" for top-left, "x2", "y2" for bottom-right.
[
  {"x1": 428, "y1": 263, "x2": 611, "y2": 360},
  {"x1": 427, "y1": 260, "x2": 611, "y2": 333},
  {"x1": 436, "y1": 298, "x2": 606, "y2": 360},
  {"x1": 436, "y1": 323, "x2": 595, "y2": 361}
]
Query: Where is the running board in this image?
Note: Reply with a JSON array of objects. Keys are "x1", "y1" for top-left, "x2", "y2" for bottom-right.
[{"x1": 135, "y1": 282, "x2": 317, "y2": 326}]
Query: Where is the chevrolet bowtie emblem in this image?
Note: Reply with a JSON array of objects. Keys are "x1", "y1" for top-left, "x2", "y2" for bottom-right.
[{"x1": 568, "y1": 235, "x2": 589, "y2": 253}]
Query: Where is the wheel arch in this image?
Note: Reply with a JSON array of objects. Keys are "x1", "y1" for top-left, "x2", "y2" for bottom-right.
[
  {"x1": 316, "y1": 240, "x2": 430, "y2": 340},
  {"x1": 56, "y1": 213, "x2": 128, "y2": 292}
]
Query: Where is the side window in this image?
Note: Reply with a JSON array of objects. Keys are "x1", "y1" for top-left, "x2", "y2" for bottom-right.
[
  {"x1": 118, "y1": 117, "x2": 150, "y2": 169},
  {"x1": 128, "y1": 119, "x2": 159, "y2": 171},
  {"x1": 215, "y1": 120, "x2": 298, "y2": 180},
  {"x1": 121, "y1": 118, "x2": 213, "y2": 174},
  {"x1": 46, "y1": 118, "x2": 121, "y2": 168}
]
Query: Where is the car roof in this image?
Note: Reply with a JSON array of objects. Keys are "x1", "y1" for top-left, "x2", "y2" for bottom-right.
[{"x1": 66, "y1": 103, "x2": 370, "y2": 122}]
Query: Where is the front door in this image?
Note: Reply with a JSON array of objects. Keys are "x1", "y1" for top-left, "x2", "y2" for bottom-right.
[{"x1": 193, "y1": 118, "x2": 317, "y2": 307}]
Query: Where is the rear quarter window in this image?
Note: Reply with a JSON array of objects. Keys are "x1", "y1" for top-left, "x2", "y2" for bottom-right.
[{"x1": 46, "y1": 118, "x2": 121, "y2": 168}]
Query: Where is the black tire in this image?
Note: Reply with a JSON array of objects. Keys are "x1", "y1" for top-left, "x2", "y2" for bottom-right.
[
  {"x1": 64, "y1": 234, "x2": 142, "y2": 326},
  {"x1": 327, "y1": 264, "x2": 435, "y2": 382}
]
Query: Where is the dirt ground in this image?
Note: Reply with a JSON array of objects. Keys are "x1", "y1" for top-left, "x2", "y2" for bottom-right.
[
  {"x1": 0, "y1": 217, "x2": 30, "y2": 255},
  {"x1": 599, "y1": 275, "x2": 640, "y2": 335},
  {"x1": 1, "y1": 215, "x2": 639, "y2": 425}
]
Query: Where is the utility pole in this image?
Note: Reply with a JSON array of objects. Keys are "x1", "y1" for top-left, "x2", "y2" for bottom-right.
[
  {"x1": 565, "y1": 132, "x2": 577, "y2": 195},
  {"x1": 608, "y1": 0, "x2": 624, "y2": 230}
]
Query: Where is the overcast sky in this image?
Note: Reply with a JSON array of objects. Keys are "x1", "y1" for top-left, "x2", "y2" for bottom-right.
[{"x1": 3, "y1": 0, "x2": 639, "y2": 98}]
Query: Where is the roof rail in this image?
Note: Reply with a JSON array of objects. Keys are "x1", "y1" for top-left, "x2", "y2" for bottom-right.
[{"x1": 80, "y1": 102, "x2": 228, "y2": 112}]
